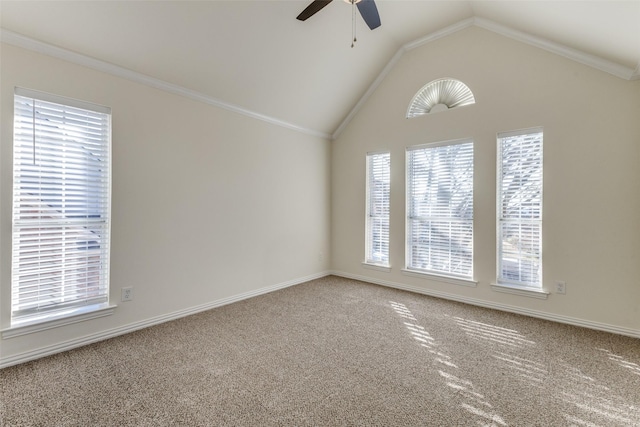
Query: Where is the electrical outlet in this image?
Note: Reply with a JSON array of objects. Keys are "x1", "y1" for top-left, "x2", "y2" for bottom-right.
[
  {"x1": 121, "y1": 287, "x2": 133, "y2": 302},
  {"x1": 555, "y1": 281, "x2": 566, "y2": 295}
]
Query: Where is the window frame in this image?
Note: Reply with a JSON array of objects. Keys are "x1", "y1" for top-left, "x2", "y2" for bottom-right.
[
  {"x1": 364, "y1": 151, "x2": 391, "y2": 268},
  {"x1": 405, "y1": 138, "x2": 474, "y2": 282},
  {"x1": 496, "y1": 127, "x2": 543, "y2": 290},
  {"x1": 10, "y1": 87, "x2": 113, "y2": 330}
]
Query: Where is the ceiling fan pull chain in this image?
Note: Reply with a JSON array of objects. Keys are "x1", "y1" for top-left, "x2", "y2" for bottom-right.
[{"x1": 351, "y1": 0, "x2": 357, "y2": 48}]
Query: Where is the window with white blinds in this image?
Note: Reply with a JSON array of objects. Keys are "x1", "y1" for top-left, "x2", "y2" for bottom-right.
[
  {"x1": 365, "y1": 152, "x2": 390, "y2": 266},
  {"x1": 12, "y1": 88, "x2": 111, "y2": 326},
  {"x1": 497, "y1": 128, "x2": 543, "y2": 288},
  {"x1": 406, "y1": 140, "x2": 473, "y2": 279}
]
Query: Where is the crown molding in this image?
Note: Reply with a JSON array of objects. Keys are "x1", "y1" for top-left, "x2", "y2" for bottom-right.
[
  {"x1": 472, "y1": 17, "x2": 637, "y2": 81},
  {"x1": 332, "y1": 17, "x2": 638, "y2": 140},
  {"x1": 1, "y1": 20, "x2": 635, "y2": 143},
  {"x1": 632, "y1": 62, "x2": 640, "y2": 81},
  {"x1": 0, "y1": 29, "x2": 332, "y2": 141},
  {"x1": 403, "y1": 17, "x2": 475, "y2": 52}
]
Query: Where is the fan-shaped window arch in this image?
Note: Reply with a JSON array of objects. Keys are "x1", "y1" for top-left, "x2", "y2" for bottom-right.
[{"x1": 407, "y1": 78, "x2": 475, "y2": 118}]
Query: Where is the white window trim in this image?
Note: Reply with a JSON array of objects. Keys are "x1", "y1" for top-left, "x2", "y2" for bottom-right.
[
  {"x1": 402, "y1": 268, "x2": 478, "y2": 287},
  {"x1": 365, "y1": 151, "x2": 391, "y2": 267},
  {"x1": 362, "y1": 262, "x2": 392, "y2": 272},
  {"x1": 407, "y1": 137, "x2": 472, "y2": 151},
  {"x1": 15, "y1": 87, "x2": 111, "y2": 114},
  {"x1": 496, "y1": 127, "x2": 543, "y2": 289},
  {"x1": 405, "y1": 138, "x2": 474, "y2": 281},
  {"x1": 2, "y1": 303, "x2": 116, "y2": 339},
  {"x1": 11, "y1": 87, "x2": 113, "y2": 327},
  {"x1": 490, "y1": 283, "x2": 549, "y2": 300}
]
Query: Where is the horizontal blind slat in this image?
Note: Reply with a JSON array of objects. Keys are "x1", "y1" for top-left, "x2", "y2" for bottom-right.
[
  {"x1": 497, "y1": 130, "x2": 543, "y2": 287},
  {"x1": 11, "y1": 92, "x2": 111, "y2": 323},
  {"x1": 407, "y1": 141, "x2": 473, "y2": 278},
  {"x1": 366, "y1": 152, "x2": 390, "y2": 264}
]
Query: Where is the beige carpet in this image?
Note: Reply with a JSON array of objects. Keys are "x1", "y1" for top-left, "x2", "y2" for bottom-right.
[{"x1": 1, "y1": 276, "x2": 639, "y2": 426}]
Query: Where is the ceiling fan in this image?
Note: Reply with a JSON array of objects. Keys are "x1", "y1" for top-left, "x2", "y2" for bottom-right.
[{"x1": 296, "y1": 0, "x2": 381, "y2": 30}]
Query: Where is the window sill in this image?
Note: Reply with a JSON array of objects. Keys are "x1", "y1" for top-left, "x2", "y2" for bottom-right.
[
  {"x1": 491, "y1": 283, "x2": 549, "y2": 300},
  {"x1": 2, "y1": 304, "x2": 117, "y2": 339},
  {"x1": 362, "y1": 262, "x2": 391, "y2": 272},
  {"x1": 401, "y1": 269, "x2": 478, "y2": 287}
]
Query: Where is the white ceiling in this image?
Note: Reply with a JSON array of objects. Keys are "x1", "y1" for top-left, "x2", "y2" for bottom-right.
[{"x1": 1, "y1": 1, "x2": 639, "y2": 138}]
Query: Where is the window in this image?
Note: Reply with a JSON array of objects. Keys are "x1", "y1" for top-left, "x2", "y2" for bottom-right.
[
  {"x1": 406, "y1": 78, "x2": 475, "y2": 118},
  {"x1": 497, "y1": 128, "x2": 543, "y2": 288},
  {"x1": 406, "y1": 140, "x2": 473, "y2": 279},
  {"x1": 365, "y1": 152, "x2": 390, "y2": 266},
  {"x1": 11, "y1": 88, "x2": 111, "y2": 326}
]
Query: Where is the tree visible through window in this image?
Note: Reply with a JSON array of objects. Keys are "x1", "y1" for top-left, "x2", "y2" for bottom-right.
[
  {"x1": 406, "y1": 140, "x2": 474, "y2": 279},
  {"x1": 497, "y1": 128, "x2": 543, "y2": 287},
  {"x1": 11, "y1": 88, "x2": 111, "y2": 326}
]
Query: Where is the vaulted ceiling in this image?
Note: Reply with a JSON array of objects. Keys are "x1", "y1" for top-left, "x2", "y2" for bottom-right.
[{"x1": 2, "y1": 1, "x2": 639, "y2": 139}]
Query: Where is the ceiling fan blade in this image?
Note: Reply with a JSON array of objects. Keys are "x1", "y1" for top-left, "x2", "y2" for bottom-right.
[
  {"x1": 297, "y1": 0, "x2": 333, "y2": 21},
  {"x1": 357, "y1": 0, "x2": 381, "y2": 30}
]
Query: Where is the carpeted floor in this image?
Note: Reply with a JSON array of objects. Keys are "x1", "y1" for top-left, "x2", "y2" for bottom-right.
[{"x1": 1, "y1": 275, "x2": 639, "y2": 426}]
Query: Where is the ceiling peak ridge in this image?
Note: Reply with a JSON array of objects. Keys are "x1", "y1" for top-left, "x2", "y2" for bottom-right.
[
  {"x1": 0, "y1": 28, "x2": 332, "y2": 141},
  {"x1": 332, "y1": 16, "x2": 638, "y2": 140}
]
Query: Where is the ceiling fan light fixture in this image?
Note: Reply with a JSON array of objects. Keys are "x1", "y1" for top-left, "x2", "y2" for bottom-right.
[{"x1": 343, "y1": 0, "x2": 362, "y2": 4}]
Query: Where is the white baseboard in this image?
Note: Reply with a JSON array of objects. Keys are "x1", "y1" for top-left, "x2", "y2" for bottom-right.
[
  {"x1": 4, "y1": 270, "x2": 636, "y2": 369},
  {"x1": 331, "y1": 270, "x2": 640, "y2": 339},
  {"x1": 0, "y1": 271, "x2": 331, "y2": 369}
]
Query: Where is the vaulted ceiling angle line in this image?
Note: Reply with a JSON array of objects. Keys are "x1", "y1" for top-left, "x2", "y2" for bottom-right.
[
  {"x1": 331, "y1": 17, "x2": 638, "y2": 140},
  {"x1": 0, "y1": 29, "x2": 332, "y2": 141}
]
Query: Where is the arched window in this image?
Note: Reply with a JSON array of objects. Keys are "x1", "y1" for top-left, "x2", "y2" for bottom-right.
[{"x1": 407, "y1": 78, "x2": 475, "y2": 118}]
